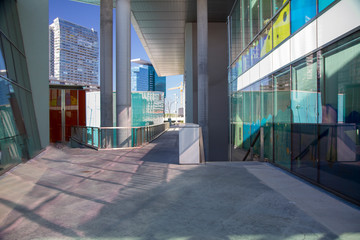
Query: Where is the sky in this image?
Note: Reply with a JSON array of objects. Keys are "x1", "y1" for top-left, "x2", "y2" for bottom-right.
[{"x1": 49, "y1": 0, "x2": 183, "y2": 111}]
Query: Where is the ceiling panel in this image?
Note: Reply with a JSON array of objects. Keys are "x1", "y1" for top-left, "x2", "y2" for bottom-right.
[{"x1": 73, "y1": 0, "x2": 235, "y2": 76}]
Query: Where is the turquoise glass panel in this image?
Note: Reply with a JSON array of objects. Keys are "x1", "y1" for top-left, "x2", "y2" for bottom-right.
[
  {"x1": 291, "y1": 0, "x2": 316, "y2": 33},
  {"x1": 319, "y1": 0, "x2": 336, "y2": 12}
]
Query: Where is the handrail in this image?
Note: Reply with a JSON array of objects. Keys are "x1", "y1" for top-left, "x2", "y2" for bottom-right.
[{"x1": 70, "y1": 122, "x2": 170, "y2": 150}]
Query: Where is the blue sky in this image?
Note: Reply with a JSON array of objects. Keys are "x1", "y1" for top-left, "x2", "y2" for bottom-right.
[{"x1": 49, "y1": 0, "x2": 183, "y2": 110}]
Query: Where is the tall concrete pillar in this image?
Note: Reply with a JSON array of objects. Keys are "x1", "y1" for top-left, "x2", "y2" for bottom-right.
[
  {"x1": 100, "y1": 0, "x2": 113, "y2": 128},
  {"x1": 116, "y1": 0, "x2": 131, "y2": 146},
  {"x1": 197, "y1": 0, "x2": 209, "y2": 160},
  {"x1": 184, "y1": 23, "x2": 193, "y2": 124}
]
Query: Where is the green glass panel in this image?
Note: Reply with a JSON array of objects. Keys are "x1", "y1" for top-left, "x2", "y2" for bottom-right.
[
  {"x1": 0, "y1": 78, "x2": 26, "y2": 172},
  {"x1": 291, "y1": 54, "x2": 318, "y2": 181},
  {"x1": 273, "y1": 0, "x2": 287, "y2": 15},
  {"x1": 1, "y1": 36, "x2": 16, "y2": 82},
  {"x1": 274, "y1": 68, "x2": 291, "y2": 169},
  {"x1": 318, "y1": 32, "x2": 360, "y2": 202},
  {"x1": 260, "y1": 0, "x2": 272, "y2": 29},
  {"x1": 251, "y1": 81, "x2": 261, "y2": 155},
  {"x1": 250, "y1": 0, "x2": 260, "y2": 41},
  {"x1": 260, "y1": 77, "x2": 273, "y2": 161}
]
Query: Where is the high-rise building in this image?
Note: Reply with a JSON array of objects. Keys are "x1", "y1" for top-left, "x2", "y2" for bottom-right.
[
  {"x1": 148, "y1": 65, "x2": 166, "y2": 97},
  {"x1": 131, "y1": 58, "x2": 166, "y2": 97},
  {"x1": 131, "y1": 65, "x2": 149, "y2": 91},
  {"x1": 49, "y1": 18, "x2": 99, "y2": 86}
]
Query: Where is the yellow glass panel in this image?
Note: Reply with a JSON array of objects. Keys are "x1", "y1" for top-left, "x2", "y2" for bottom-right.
[{"x1": 273, "y1": 3, "x2": 290, "y2": 48}]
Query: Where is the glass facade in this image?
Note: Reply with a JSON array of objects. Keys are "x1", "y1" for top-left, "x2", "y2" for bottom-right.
[
  {"x1": 0, "y1": 0, "x2": 41, "y2": 173},
  {"x1": 132, "y1": 91, "x2": 165, "y2": 127},
  {"x1": 229, "y1": 0, "x2": 360, "y2": 204},
  {"x1": 229, "y1": 0, "x2": 339, "y2": 80},
  {"x1": 230, "y1": 29, "x2": 360, "y2": 204}
]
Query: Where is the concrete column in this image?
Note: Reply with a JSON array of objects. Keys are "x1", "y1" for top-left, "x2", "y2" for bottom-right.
[
  {"x1": 116, "y1": 0, "x2": 131, "y2": 146},
  {"x1": 100, "y1": 0, "x2": 113, "y2": 128},
  {"x1": 197, "y1": 0, "x2": 208, "y2": 160},
  {"x1": 184, "y1": 23, "x2": 193, "y2": 124}
]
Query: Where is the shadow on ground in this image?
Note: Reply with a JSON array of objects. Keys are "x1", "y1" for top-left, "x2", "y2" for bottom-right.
[{"x1": 0, "y1": 129, "x2": 358, "y2": 240}]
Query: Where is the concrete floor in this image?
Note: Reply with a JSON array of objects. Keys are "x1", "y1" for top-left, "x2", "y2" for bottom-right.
[{"x1": 0, "y1": 128, "x2": 360, "y2": 240}]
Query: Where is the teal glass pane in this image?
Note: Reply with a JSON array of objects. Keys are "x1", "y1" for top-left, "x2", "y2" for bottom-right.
[
  {"x1": 242, "y1": 86, "x2": 252, "y2": 150},
  {"x1": 274, "y1": 68, "x2": 291, "y2": 169},
  {"x1": 260, "y1": 0, "x2": 272, "y2": 29},
  {"x1": 273, "y1": 0, "x2": 286, "y2": 15},
  {"x1": 0, "y1": 1, "x2": 9, "y2": 36},
  {"x1": 0, "y1": 78, "x2": 26, "y2": 172},
  {"x1": 319, "y1": 0, "x2": 336, "y2": 12},
  {"x1": 131, "y1": 92, "x2": 164, "y2": 127},
  {"x1": 1, "y1": 36, "x2": 16, "y2": 82},
  {"x1": 12, "y1": 46, "x2": 30, "y2": 90},
  {"x1": 0, "y1": 38, "x2": 7, "y2": 78},
  {"x1": 251, "y1": 81, "x2": 261, "y2": 155},
  {"x1": 291, "y1": 0, "x2": 316, "y2": 33},
  {"x1": 260, "y1": 77, "x2": 273, "y2": 161},
  {"x1": 250, "y1": 0, "x2": 260, "y2": 40},
  {"x1": 242, "y1": 0, "x2": 251, "y2": 47},
  {"x1": 231, "y1": 0, "x2": 241, "y2": 60},
  {"x1": 318, "y1": 32, "x2": 360, "y2": 202},
  {"x1": 291, "y1": 54, "x2": 318, "y2": 181}
]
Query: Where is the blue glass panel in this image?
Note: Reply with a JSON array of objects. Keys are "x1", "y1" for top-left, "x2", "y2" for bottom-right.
[
  {"x1": 291, "y1": 0, "x2": 316, "y2": 33},
  {"x1": 319, "y1": 0, "x2": 336, "y2": 12}
]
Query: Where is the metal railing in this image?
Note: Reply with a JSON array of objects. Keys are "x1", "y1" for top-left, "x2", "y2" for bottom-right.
[{"x1": 71, "y1": 122, "x2": 170, "y2": 150}]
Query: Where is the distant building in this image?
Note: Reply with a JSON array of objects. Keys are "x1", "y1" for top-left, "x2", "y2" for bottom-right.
[
  {"x1": 131, "y1": 59, "x2": 166, "y2": 97},
  {"x1": 49, "y1": 18, "x2": 99, "y2": 86},
  {"x1": 131, "y1": 65, "x2": 148, "y2": 91}
]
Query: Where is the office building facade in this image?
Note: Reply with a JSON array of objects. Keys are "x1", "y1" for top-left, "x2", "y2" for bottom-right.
[
  {"x1": 148, "y1": 65, "x2": 166, "y2": 97},
  {"x1": 229, "y1": 0, "x2": 360, "y2": 204},
  {"x1": 49, "y1": 18, "x2": 99, "y2": 86},
  {"x1": 131, "y1": 59, "x2": 166, "y2": 97},
  {"x1": 131, "y1": 65, "x2": 149, "y2": 91}
]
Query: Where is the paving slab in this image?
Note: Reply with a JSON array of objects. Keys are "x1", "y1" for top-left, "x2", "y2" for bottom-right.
[{"x1": 0, "y1": 128, "x2": 359, "y2": 240}]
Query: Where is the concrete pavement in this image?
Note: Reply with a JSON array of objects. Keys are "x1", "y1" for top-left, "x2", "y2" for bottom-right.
[{"x1": 0, "y1": 127, "x2": 359, "y2": 240}]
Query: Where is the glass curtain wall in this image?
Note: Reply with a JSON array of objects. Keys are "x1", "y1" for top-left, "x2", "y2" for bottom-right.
[
  {"x1": 229, "y1": 31, "x2": 360, "y2": 204},
  {"x1": 318, "y1": 33, "x2": 360, "y2": 202},
  {"x1": 229, "y1": 0, "x2": 338, "y2": 82},
  {"x1": 0, "y1": 0, "x2": 41, "y2": 173},
  {"x1": 291, "y1": 54, "x2": 319, "y2": 181}
]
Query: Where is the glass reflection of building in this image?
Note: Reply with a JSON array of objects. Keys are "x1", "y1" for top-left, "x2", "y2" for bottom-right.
[
  {"x1": 229, "y1": 0, "x2": 360, "y2": 204},
  {"x1": 0, "y1": 0, "x2": 42, "y2": 173}
]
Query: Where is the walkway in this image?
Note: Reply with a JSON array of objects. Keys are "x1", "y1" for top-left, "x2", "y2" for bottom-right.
[{"x1": 0, "y1": 127, "x2": 359, "y2": 240}]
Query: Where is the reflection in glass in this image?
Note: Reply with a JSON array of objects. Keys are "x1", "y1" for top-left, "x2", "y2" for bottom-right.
[
  {"x1": 251, "y1": 81, "x2": 261, "y2": 155},
  {"x1": 319, "y1": 33, "x2": 360, "y2": 201},
  {"x1": 0, "y1": 38, "x2": 7, "y2": 78},
  {"x1": 242, "y1": 0, "x2": 251, "y2": 48},
  {"x1": 274, "y1": 68, "x2": 291, "y2": 169},
  {"x1": 273, "y1": 0, "x2": 287, "y2": 15},
  {"x1": 259, "y1": 22, "x2": 272, "y2": 58},
  {"x1": 273, "y1": 2, "x2": 290, "y2": 48},
  {"x1": 290, "y1": 0, "x2": 316, "y2": 33},
  {"x1": 260, "y1": 0, "x2": 272, "y2": 29},
  {"x1": 260, "y1": 77, "x2": 273, "y2": 161},
  {"x1": 0, "y1": 78, "x2": 26, "y2": 173},
  {"x1": 291, "y1": 54, "x2": 318, "y2": 181},
  {"x1": 250, "y1": 0, "x2": 260, "y2": 40},
  {"x1": 1, "y1": 36, "x2": 16, "y2": 82}
]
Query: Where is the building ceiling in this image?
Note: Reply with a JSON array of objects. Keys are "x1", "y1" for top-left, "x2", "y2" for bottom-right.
[{"x1": 73, "y1": 0, "x2": 234, "y2": 76}]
